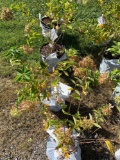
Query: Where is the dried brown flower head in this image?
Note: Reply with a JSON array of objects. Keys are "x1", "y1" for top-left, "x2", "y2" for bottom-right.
[
  {"x1": 24, "y1": 24, "x2": 30, "y2": 36},
  {"x1": 22, "y1": 45, "x2": 34, "y2": 54},
  {"x1": 98, "y1": 72, "x2": 109, "y2": 85},
  {"x1": 78, "y1": 56, "x2": 96, "y2": 69},
  {"x1": 73, "y1": 67, "x2": 87, "y2": 78},
  {"x1": 18, "y1": 100, "x2": 36, "y2": 111},
  {"x1": 79, "y1": 116, "x2": 94, "y2": 130},
  {"x1": 101, "y1": 103, "x2": 114, "y2": 116},
  {"x1": 10, "y1": 106, "x2": 22, "y2": 118},
  {"x1": 68, "y1": 55, "x2": 80, "y2": 63},
  {"x1": 1, "y1": 7, "x2": 13, "y2": 20}
]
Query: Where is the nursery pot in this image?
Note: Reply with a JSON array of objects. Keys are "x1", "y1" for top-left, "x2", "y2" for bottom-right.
[
  {"x1": 46, "y1": 126, "x2": 81, "y2": 160},
  {"x1": 115, "y1": 149, "x2": 120, "y2": 160},
  {"x1": 40, "y1": 82, "x2": 71, "y2": 112},
  {"x1": 41, "y1": 16, "x2": 62, "y2": 29},
  {"x1": 104, "y1": 52, "x2": 120, "y2": 60},
  {"x1": 100, "y1": 54, "x2": 120, "y2": 106},
  {"x1": 99, "y1": 56, "x2": 120, "y2": 73},
  {"x1": 40, "y1": 43, "x2": 66, "y2": 72},
  {"x1": 40, "y1": 16, "x2": 62, "y2": 41},
  {"x1": 41, "y1": 17, "x2": 53, "y2": 29},
  {"x1": 111, "y1": 83, "x2": 120, "y2": 108}
]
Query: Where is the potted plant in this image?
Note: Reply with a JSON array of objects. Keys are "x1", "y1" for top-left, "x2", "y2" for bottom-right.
[
  {"x1": 39, "y1": 13, "x2": 63, "y2": 41},
  {"x1": 40, "y1": 82, "x2": 72, "y2": 112},
  {"x1": 40, "y1": 43, "x2": 67, "y2": 73},
  {"x1": 39, "y1": 0, "x2": 78, "y2": 73},
  {"x1": 72, "y1": 56, "x2": 99, "y2": 94},
  {"x1": 44, "y1": 109, "x2": 101, "y2": 160},
  {"x1": 96, "y1": 14, "x2": 116, "y2": 47},
  {"x1": 111, "y1": 84, "x2": 120, "y2": 111},
  {"x1": 46, "y1": 125, "x2": 81, "y2": 160},
  {"x1": 39, "y1": 0, "x2": 77, "y2": 39},
  {"x1": 99, "y1": 41, "x2": 120, "y2": 73}
]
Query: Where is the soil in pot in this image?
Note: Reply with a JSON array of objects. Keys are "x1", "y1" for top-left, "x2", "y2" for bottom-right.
[
  {"x1": 41, "y1": 17, "x2": 62, "y2": 29},
  {"x1": 40, "y1": 43, "x2": 65, "y2": 59},
  {"x1": 41, "y1": 17, "x2": 53, "y2": 29},
  {"x1": 104, "y1": 53, "x2": 120, "y2": 59}
]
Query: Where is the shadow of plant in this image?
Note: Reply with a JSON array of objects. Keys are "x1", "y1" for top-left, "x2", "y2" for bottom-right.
[{"x1": 58, "y1": 32, "x2": 81, "y2": 51}]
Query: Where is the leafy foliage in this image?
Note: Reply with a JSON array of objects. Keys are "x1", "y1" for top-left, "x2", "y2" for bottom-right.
[
  {"x1": 1, "y1": 0, "x2": 120, "y2": 158},
  {"x1": 107, "y1": 41, "x2": 120, "y2": 57}
]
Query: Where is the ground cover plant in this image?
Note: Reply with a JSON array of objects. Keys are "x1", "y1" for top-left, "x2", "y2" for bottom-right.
[{"x1": 0, "y1": 0, "x2": 120, "y2": 159}]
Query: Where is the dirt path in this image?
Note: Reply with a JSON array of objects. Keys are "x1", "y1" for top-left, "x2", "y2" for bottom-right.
[{"x1": 0, "y1": 77, "x2": 48, "y2": 160}]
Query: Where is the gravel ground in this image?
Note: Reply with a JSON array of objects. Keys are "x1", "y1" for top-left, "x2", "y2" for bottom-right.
[
  {"x1": 0, "y1": 77, "x2": 48, "y2": 160},
  {"x1": 0, "y1": 138, "x2": 48, "y2": 160}
]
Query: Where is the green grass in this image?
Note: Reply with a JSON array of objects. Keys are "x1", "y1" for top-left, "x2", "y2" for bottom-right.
[
  {"x1": 0, "y1": 0, "x2": 45, "y2": 77},
  {"x1": 0, "y1": 20, "x2": 26, "y2": 51},
  {"x1": 0, "y1": 0, "x2": 119, "y2": 77}
]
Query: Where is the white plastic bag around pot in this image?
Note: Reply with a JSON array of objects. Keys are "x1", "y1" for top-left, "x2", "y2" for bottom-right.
[
  {"x1": 111, "y1": 84, "x2": 120, "y2": 98},
  {"x1": 40, "y1": 82, "x2": 71, "y2": 112},
  {"x1": 40, "y1": 93, "x2": 64, "y2": 112},
  {"x1": 39, "y1": 14, "x2": 59, "y2": 41},
  {"x1": 115, "y1": 149, "x2": 120, "y2": 160},
  {"x1": 99, "y1": 57, "x2": 120, "y2": 73},
  {"x1": 111, "y1": 83, "x2": 120, "y2": 107},
  {"x1": 46, "y1": 126, "x2": 58, "y2": 142},
  {"x1": 58, "y1": 82, "x2": 72, "y2": 99},
  {"x1": 42, "y1": 51, "x2": 67, "y2": 73},
  {"x1": 46, "y1": 127, "x2": 81, "y2": 160},
  {"x1": 97, "y1": 14, "x2": 107, "y2": 26}
]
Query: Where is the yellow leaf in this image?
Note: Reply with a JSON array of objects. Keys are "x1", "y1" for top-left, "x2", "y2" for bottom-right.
[
  {"x1": 44, "y1": 121, "x2": 49, "y2": 131},
  {"x1": 55, "y1": 25, "x2": 59, "y2": 30},
  {"x1": 68, "y1": 87, "x2": 73, "y2": 91},
  {"x1": 10, "y1": 106, "x2": 22, "y2": 118},
  {"x1": 27, "y1": 11, "x2": 30, "y2": 16},
  {"x1": 65, "y1": 153, "x2": 70, "y2": 160},
  {"x1": 98, "y1": 24, "x2": 104, "y2": 28},
  {"x1": 82, "y1": 0, "x2": 88, "y2": 4},
  {"x1": 105, "y1": 140, "x2": 114, "y2": 154},
  {"x1": 45, "y1": 104, "x2": 50, "y2": 107},
  {"x1": 67, "y1": 25, "x2": 72, "y2": 29},
  {"x1": 65, "y1": 2, "x2": 70, "y2": 9}
]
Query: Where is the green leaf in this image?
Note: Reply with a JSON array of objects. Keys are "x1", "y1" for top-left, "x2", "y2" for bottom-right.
[
  {"x1": 63, "y1": 71, "x2": 69, "y2": 76},
  {"x1": 62, "y1": 109, "x2": 71, "y2": 116},
  {"x1": 73, "y1": 117, "x2": 77, "y2": 125},
  {"x1": 89, "y1": 113, "x2": 93, "y2": 120},
  {"x1": 14, "y1": 74, "x2": 22, "y2": 82},
  {"x1": 70, "y1": 79, "x2": 76, "y2": 84},
  {"x1": 99, "y1": 118, "x2": 104, "y2": 122},
  {"x1": 71, "y1": 92, "x2": 81, "y2": 100},
  {"x1": 74, "y1": 96, "x2": 81, "y2": 101},
  {"x1": 75, "y1": 90, "x2": 80, "y2": 95},
  {"x1": 93, "y1": 123, "x2": 101, "y2": 128},
  {"x1": 24, "y1": 75, "x2": 30, "y2": 81},
  {"x1": 10, "y1": 58, "x2": 21, "y2": 66}
]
